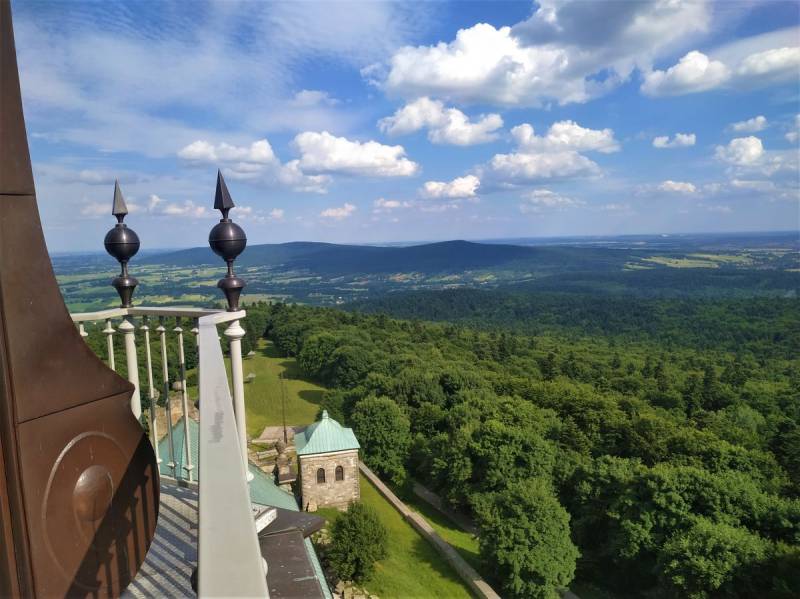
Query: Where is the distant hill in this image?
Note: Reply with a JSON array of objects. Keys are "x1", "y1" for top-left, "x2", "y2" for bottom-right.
[{"x1": 140, "y1": 239, "x2": 618, "y2": 274}]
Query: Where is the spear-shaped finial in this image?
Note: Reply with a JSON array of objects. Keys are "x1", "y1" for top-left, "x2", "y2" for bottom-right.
[
  {"x1": 208, "y1": 171, "x2": 246, "y2": 311},
  {"x1": 104, "y1": 181, "x2": 140, "y2": 307},
  {"x1": 214, "y1": 169, "x2": 235, "y2": 219},
  {"x1": 112, "y1": 180, "x2": 128, "y2": 223}
]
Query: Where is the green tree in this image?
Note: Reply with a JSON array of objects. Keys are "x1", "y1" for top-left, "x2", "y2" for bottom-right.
[
  {"x1": 327, "y1": 503, "x2": 388, "y2": 583},
  {"x1": 475, "y1": 479, "x2": 579, "y2": 599},
  {"x1": 351, "y1": 396, "x2": 411, "y2": 485},
  {"x1": 657, "y1": 518, "x2": 768, "y2": 599}
]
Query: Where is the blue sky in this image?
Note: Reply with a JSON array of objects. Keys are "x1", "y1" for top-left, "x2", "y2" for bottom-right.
[{"x1": 14, "y1": 0, "x2": 800, "y2": 251}]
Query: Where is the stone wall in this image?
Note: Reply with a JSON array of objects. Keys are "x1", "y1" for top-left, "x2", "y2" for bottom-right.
[{"x1": 299, "y1": 450, "x2": 360, "y2": 510}]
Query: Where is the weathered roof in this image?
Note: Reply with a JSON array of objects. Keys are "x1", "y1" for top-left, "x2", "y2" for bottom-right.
[
  {"x1": 295, "y1": 410, "x2": 360, "y2": 456},
  {"x1": 157, "y1": 417, "x2": 299, "y2": 511}
]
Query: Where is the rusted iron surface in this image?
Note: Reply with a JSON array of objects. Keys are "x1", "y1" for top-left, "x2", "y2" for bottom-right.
[{"x1": 0, "y1": 1, "x2": 159, "y2": 596}]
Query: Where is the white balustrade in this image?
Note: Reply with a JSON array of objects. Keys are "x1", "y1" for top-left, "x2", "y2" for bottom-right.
[{"x1": 70, "y1": 306, "x2": 252, "y2": 487}]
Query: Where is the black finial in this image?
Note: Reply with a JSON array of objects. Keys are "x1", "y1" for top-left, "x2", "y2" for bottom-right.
[
  {"x1": 208, "y1": 171, "x2": 246, "y2": 311},
  {"x1": 104, "y1": 181, "x2": 140, "y2": 307},
  {"x1": 214, "y1": 169, "x2": 235, "y2": 219},
  {"x1": 112, "y1": 180, "x2": 128, "y2": 222}
]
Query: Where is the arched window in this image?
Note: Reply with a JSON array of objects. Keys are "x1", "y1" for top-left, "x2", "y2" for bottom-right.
[
  {"x1": 335, "y1": 465, "x2": 344, "y2": 481},
  {"x1": 316, "y1": 468, "x2": 326, "y2": 484}
]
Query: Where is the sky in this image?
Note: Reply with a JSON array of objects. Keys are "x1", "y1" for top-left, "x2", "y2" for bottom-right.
[{"x1": 13, "y1": 0, "x2": 800, "y2": 252}]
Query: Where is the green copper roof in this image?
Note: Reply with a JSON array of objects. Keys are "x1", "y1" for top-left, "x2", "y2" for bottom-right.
[
  {"x1": 295, "y1": 410, "x2": 360, "y2": 456},
  {"x1": 157, "y1": 417, "x2": 298, "y2": 511}
]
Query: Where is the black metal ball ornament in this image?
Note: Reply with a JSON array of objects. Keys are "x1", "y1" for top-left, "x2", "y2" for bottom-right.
[
  {"x1": 208, "y1": 170, "x2": 246, "y2": 311},
  {"x1": 104, "y1": 181, "x2": 140, "y2": 307}
]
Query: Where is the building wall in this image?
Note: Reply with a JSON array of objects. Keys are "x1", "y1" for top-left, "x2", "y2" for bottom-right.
[{"x1": 299, "y1": 450, "x2": 360, "y2": 510}]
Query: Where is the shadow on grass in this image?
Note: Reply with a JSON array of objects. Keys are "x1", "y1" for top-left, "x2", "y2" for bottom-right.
[
  {"x1": 408, "y1": 536, "x2": 466, "y2": 587},
  {"x1": 298, "y1": 389, "x2": 324, "y2": 406}
]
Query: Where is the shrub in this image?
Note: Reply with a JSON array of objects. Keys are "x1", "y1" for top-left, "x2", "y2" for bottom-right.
[{"x1": 327, "y1": 503, "x2": 388, "y2": 583}]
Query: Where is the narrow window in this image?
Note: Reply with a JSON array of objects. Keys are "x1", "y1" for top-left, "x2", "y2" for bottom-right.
[
  {"x1": 335, "y1": 465, "x2": 344, "y2": 481},
  {"x1": 316, "y1": 468, "x2": 326, "y2": 484}
]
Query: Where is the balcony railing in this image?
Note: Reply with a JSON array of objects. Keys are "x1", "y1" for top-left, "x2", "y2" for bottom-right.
[{"x1": 70, "y1": 305, "x2": 269, "y2": 598}]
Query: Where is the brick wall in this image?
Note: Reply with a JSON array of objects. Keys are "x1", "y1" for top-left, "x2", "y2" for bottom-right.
[{"x1": 299, "y1": 450, "x2": 360, "y2": 510}]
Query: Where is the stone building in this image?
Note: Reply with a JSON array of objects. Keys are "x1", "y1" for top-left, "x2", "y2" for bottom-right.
[{"x1": 296, "y1": 410, "x2": 360, "y2": 511}]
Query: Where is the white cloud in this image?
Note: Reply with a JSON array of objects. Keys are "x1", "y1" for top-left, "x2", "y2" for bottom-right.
[
  {"x1": 372, "y1": 198, "x2": 412, "y2": 214},
  {"x1": 481, "y1": 119, "x2": 615, "y2": 187},
  {"x1": 178, "y1": 139, "x2": 276, "y2": 163},
  {"x1": 652, "y1": 133, "x2": 696, "y2": 149},
  {"x1": 736, "y1": 47, "x2": 800, "y2": 80},
  {"x1": 294, "y1": 131, "x2": 419, "y2": 177},
  {"x1": 178, "y1": 138, "x2": 329, "y2": 193},
  {"x1": 269, "y1": 208, "x2": 285, "y2": 220},
  {"x1": 420, "y1": 175, "x2": 480, "y2": 199},
  {"x1": 520, "y1": 189, "x2": 585, "y2": 213},
  {"x1": 379, "y1": 97, "x2": 502, "y2": 145},
  {"x1": 512, "y1": 121, "x2": 619, "y2": 154},
  {"x1": 731, "y1": 179, "x2": 776, "y2": 192},
  {"x1": 715, "y1": 136, "x2": 764, "y2": 166},
  {"x1": 320, "y1": 202, "x2": 356, "y2": 220},
  {"x1": 290, "y1": 89, "x2": 339, "y2": 107},
  {"x1": 599, "y1": 202, "x2": 631, "y2": 212},
  {"x1": 373, "y1": 1, "x2": 709, "y2": 107},
  {"x1": 702, "y1": 204, "x2": 732, "y2": 214},
  {"x1": 658, "y1": 180, "x2": 697, "y2": 194},
  {"x1": 642, "y1": 51, "x2": 730, "y2": 96},
  {"x1": 730, "y1": 116, "x2": 767, "y2": 133},
  {"x1": 642, "y1": 28, "x2": 800, "y2": 97}
]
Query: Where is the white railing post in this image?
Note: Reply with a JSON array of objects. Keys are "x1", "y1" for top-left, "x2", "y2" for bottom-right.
[
  {"x1": 158, "y1": 316, "x2": 176, "y2": 478},
  {"x1": 141, "y1": 316, "x2": 160, "y2": 464},
  {"x1": 103, "y1": 318, "x2": 116, "y2": 370},
  {"x1": 78, "y1": 323, "x2": 88, "y2": 338},
  {"x1": 175, "y1": 318, "x2": 194, "y2": 482},
  {"x1": 118, "y1": 315, "x2": 141, "y2": 420},
  {"x1": 224, "y1": 319, "x2": 252, "y2": 481}
]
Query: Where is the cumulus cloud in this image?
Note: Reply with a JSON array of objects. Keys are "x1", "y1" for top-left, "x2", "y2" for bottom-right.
[
  {"x1": 642, "y1": 28, "x2": 800, "y2": 97},
  {"x1": 269, "y1": 208, "x2": 285, "y2": 220},
  {"x1": 520, "y1": 189, "x2": 585, "y2": 213},
  {"x1": 82, "y1": 193, "x2": 215, "y2": 220},
  {"x1": 177, "y1": 138, "x2": 329, "y2": 193},
  {"x1": 512, "y1": 122, "x2": 620, "y2": 154},
  {"x1": 379, "y1": 97, "x2": 503, "y2": 145},
  {"x1": 320, "y1": 203, "x2": 356, "y2": 220},
  {"x1": 294, "y1": 131, "x2": 419, "y2": 177},
  {"x1": 420, "y1": 175, "x2": 480, "y2": 199},
  {"x1": 371, "y1": 1, "x2": 709, "y2": 107},
  {"x1": 730, "y1": 116, "x2": 767, "y2": 133},
  {"x1": 715, "y1": 136, "x2": 764, "y2": 166},
  {"x1": 658, "y1": 180, "x2": 697, "y2": 194},
  {"x1": 642, "y1": 51, "x2": 730, "y2": 96},
  {"x1": 481, "y1": 120, "x2": 616, "y2": 187},
  {"x1": 653, "y1": 133, "x2": 696, "y2": 149}
]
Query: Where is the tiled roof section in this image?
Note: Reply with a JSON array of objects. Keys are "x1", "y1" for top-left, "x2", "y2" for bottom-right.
[
  {"x1": 295, "y1": 410, "x2": 360, "y2": 456},
  {"x1": 157, "y1": 417, "x2": 298, "y2": 510}
]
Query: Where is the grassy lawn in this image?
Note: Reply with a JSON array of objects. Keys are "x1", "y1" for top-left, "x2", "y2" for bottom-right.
[
  {"x1": 242, "y1": 339, "x2": 326, "y2": 437},
  {"x1": 318, "y1": 475, "x2": 472, "y2": 599},
  {"x1": 394, "y1": 487, "x2": 483, "y2": 576}
]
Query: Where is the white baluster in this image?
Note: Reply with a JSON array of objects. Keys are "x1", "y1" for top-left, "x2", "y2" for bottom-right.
[
  {"x1": 118, "y1": 316, "x2": 141, "y2": 420},
  {"x1": 225, "y1": 319, "x2": 252, "y2": 481},
  {"x1": 158, "y1": 316, "x2": 176, "y2": 478},
  {"x1": 141, "y1": 316, "x2": 161, "y2": 464},
  {"x1": 175, "y1": 319, "x2": 194, "y2": 482},
  {"x1": 78, "y1": 323, "x2": 88, "y2": 338},
  {"x1": 103, "y1": 318, "x2": 116, "y2": 370}
]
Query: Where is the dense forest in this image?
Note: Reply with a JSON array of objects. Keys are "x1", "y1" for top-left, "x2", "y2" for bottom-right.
[{"x1": 259, "y1": 298, "x2": 799, "y2": 599}]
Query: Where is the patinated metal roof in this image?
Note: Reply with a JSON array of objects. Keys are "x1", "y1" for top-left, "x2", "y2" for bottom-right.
[{"x1": 295, "y1": 410, "x2": 360, "y2": 456}]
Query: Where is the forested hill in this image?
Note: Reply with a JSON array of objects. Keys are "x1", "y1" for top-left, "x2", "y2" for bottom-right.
[
  {"x1": 348, "y1": 289, "x2": 800, "y2": 358},
  {"x1": 141, "y1": 239, "x2": 630, "y2": 273},
  {"x1": 260, "y1": 301, "x2": 800, "y2": 599}
]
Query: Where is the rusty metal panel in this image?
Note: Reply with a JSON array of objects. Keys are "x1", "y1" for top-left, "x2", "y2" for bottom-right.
[{"x1": 17, "y1": 394, "x2": 159, "y2": 597}]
